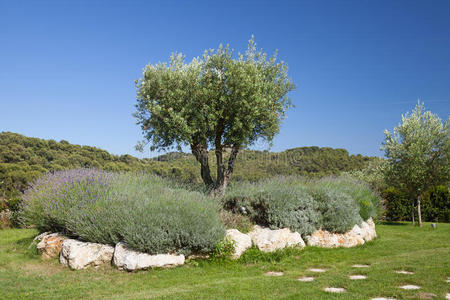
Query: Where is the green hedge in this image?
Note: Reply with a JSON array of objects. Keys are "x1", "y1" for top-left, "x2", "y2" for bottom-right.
[{"x1": 382, "y1": 186, "x2": 449, "y2": 223}]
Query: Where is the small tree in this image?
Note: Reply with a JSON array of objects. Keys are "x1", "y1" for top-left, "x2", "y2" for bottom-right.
[
  {"x1": 382, "y1": 102, "x2": 449, "y2": 226},
  {"x1": 134, "y1": 37, "x2": 295, "y2": 195}
]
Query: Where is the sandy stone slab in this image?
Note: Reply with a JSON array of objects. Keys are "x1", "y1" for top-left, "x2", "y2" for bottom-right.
[
  {"x1": 264, "y1": 271, "x2": 284, "y2": 276},
  {"x1": 324, "y1": 287, "x2": 346, "y2": 293},
  {"x1": 395, "y1": 270, "x2": 414, "y2": 275},
  {"x1": 349, "y1": 275, "x2": 367, "y2": 280},
  {"x1": 352, "y1": 264, "x2": 370, "y2": 268},
  {"x1": 309, "y1": 268, "x2": 327, "y2": 272},
  {"x1": 399, "y1": 285, "x2": 420, "y2": 290},
  {"x1": 445, "y1": 293, "x2": 450, "y2": 300},
  {"x1": 297, "y1": 276, "x2": 315, "y2": 282}
]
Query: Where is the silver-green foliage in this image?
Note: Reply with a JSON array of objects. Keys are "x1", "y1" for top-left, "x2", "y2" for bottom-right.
[
  {"x1": 20, "y1": 169, "x2": 224, "y2": 255},
  {"x1": 382, "y1": 102, "x2": 449, "y2": 198},
  {"x1": 134, "y1": 37, "x2": 295, "y2": 194},
  {"x1": 315, "y1": 176, "x2": 380, "y2": 221},
  {"x1": 309, "y1": 187, "x2": 362, "y2": 233},
  {"x1": 224, "y1": 176, "x2": 378, "y2": 235}
]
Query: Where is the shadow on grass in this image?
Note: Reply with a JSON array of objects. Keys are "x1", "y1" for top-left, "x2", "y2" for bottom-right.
[
  {"x1": 379, "y1": 221, "x2": 409, "y2": 226},
  {"x1": 14, "y1": 236, "x2": 40, "y2": 259}
]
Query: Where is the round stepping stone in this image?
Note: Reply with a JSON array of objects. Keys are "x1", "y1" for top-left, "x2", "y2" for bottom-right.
[
  {"x1": 265, "y1": 271, "x2": 283, "y2": 276},
  {"x1": 324, "y1": 287, "x2": 346, "y2": 293},
  {"x1": 349, "y1": 275, "x2": 367, "y2": 280},
  {"x1": 399, "y1": 285, "x2": 420, "y2": 290},
  {"x1": 309, "y1": 268, "x2": 327, "y2": 272},
  {"x1": 297, "y1": 276, "x2": 315, "y2": 282},
  {"x1": 395, "y1": 270, "x2": 414, "y2": 275},
  {"x1": 371, "y1": 298, "x2": 396, "y2": 300},
  {"x1": 352, "y1": 264, "x2": 370, "y2": 268}
]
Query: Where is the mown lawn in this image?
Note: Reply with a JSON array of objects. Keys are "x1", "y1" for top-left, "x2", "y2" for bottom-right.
[{"x1": 0, "y1": 222, "x2": 449, "y2": 299}]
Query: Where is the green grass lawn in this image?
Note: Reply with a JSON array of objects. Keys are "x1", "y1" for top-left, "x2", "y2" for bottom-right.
[{"x1": 0, "y1": 222, "x2": 449, "y2": 299}]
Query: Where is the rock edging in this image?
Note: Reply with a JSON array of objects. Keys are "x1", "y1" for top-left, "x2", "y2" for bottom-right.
[{"x1": 306, "y1": 218, "x2": 377, "y2": 248}]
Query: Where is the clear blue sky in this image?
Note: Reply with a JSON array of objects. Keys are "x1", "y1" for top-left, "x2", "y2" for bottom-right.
[{"x1": 1, "y1": 0, "x2": 449, "y2": 158}]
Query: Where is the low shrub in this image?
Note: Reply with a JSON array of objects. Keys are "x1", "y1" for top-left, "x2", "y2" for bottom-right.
[
  {"x1": 421, "y1": 185, "x2": 450, "y2": 223},
  {"x1": 20, "y1": 169, "x2": 224, "y2": 255},
  {"x1": 223, "y1": 176, "x2": 376, "y2": 236},
  {"x1": 309, "y1": 187, "x2": 362, "y2": 233},
  {"x1": 315, "y1": 176, "x2": 380, "y2": 221},
  {"x1": 223, "y1": 178, "x2": 320, "y2": 237},
  {"x1": 219, "y1": 210, "x2": 254, "y2": 233},
  {"x1": 383, "y1": 185, "x2": 450, "y2": 222},
  {"x1": 382, "y1": 187, "x2": 411, "y2": 221}
]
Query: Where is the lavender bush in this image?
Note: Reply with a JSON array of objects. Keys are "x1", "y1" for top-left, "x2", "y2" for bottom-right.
[
  {"x1": 223, "y1": 176, "x2": 379, "y2": 235},
  {"x1": 20, "y1": 169, "x2": 224, "y2": 255}
]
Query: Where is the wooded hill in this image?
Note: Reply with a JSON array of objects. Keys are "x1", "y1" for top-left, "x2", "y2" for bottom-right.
[{"x1": 0, "y1": 132, "x2": 376, "y2": 199}]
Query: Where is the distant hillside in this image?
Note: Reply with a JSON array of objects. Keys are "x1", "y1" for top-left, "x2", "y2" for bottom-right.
[{"x1": 0, "y1": 132, "x2": 376, "y2": 200}]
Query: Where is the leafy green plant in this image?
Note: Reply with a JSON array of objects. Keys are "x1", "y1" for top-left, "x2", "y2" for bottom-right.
[{"x1": 210, "y1": 238, "x2": 235, "y2": 260}]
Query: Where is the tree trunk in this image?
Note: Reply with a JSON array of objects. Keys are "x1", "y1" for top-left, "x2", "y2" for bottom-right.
[
  {"x1": 411, "y1": 200, "x2": 415, "y2": 226},
  {"x1": 191, "y1": 144, "x2": 214, "y2": 188},
  {"x1": 212, "y1": 145, "x2": 239, "y2": 197},
  {"x1": 417, "y1": 195, "x2": 422, "y2": 227}
]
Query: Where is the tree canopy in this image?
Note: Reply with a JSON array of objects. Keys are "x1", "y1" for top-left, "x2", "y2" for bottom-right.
[
  {"x1": 134, "y1": 37, "x2": 296, "y2": 194},
  {"x1": 382, "y1": 102, "x2": 449, "y2": 226}
]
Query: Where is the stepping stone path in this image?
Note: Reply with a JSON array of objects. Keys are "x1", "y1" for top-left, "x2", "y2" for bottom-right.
[
  {"x1": 352, "y1": 264, "x2": 370, "y2": 268},
  {"x1": 395, "y1": 270, "x2": 414, "y2": 275},
  {"x1": 309, "y1": 268, "x2": 327, "y2": 273},
  {"x1": 324, "y1": 287, "x2": 346, "y2": 293},
  {"x1": 399, "y1": 285, "x2": 420, "y2": 290},
  {"x1": 297, "y1": 276, "x2": 315, "y2": 282},
  {"x1": 264, "y1": 271, "x2": 284, "y2": 276},
  {"x1": 349, "y1": 275, "x2": 367, "y2": 280}
]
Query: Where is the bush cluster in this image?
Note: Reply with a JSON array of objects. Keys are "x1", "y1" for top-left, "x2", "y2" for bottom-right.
[
  {"x1": 382, "y1": 185, "x2": 449, "y2": 222},
  {"x1": 20, "y1": 169, "x2": 224, "y2": 255},
  {"x1": 223, "y1": 176, "x2": 378, "y2": 236}
]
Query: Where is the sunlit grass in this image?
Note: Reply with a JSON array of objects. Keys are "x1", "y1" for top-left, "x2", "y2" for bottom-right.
[{"x1": 0, "y1": 222, "x2": 449, "y2": 299}]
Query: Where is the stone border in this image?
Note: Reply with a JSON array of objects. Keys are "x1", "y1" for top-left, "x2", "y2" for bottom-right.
[{"x1": 34, "y1": 219, "x2": 377, "y2": 270}]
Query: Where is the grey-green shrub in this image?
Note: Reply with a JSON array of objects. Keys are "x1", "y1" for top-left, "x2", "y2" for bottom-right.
[
  {"x1": 309, "y1": 187, "x2": 362, "y2": 233},
  {"x1": 223, "y1": 177, "x2": 320, "y2": 237},
  {"x1": 224, "y1": 176, "x2": 378, "y2": 235},
  {"x1": 315, "y1": 176, "x2": 380, "y2": 220},
  {"x1": 20, "y1": 169, "x2": 224, "y2": 255}
]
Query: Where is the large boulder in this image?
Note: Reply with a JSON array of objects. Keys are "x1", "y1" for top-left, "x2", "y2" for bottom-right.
[
  {"x1": 59, "y1": 239, "x2": 114, "y2": 270},
  {"x1": 36, "y1": 233, "x2": 67, "y2": 259},
  {"x1": 361, "y1": 218, "x2": 377, "y2": 241},
  {"x1": 113, "y1": 242, "x2": 185, "y2": 271},
  {"x1": 247, "y1": 225, "x2": 305, "y2": 252},
  {"x1": 225, "y1": 229, "x2": 252, "y2": 259},
  {"x1": 306, "y1": 219, "x2": 377, "y2": 248}
]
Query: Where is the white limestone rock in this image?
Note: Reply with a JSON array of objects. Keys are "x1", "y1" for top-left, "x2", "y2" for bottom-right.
[
  {"x1": 59, "y1": 239, "x2": 114, "y2": 270},
  {"x1": 225, "y1": 229, "x2": 252, "y2": 259},
  {"x1": 113, "y1": 242, "x2": 185, "y2": 271},
  {"x1": 36, "y1": 233, "x2": 67, "y2": 259},
  {"x1": 306, "y1": 218, "x2": 377, "y2": 248},
  {"x1": 247, "y1": 225, "x2": 305, "y2": 252},
  {"x1": 361, "y1": 218, "x2": 377, "y2": 241}
]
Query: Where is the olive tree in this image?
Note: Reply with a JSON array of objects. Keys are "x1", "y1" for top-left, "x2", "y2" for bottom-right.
[
  {"x1": 134, "y1": 37, "x2": 295, "y2": 195},
  {"x1": 382, "y1": 102, "x2": 449, "y2": 226}
]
